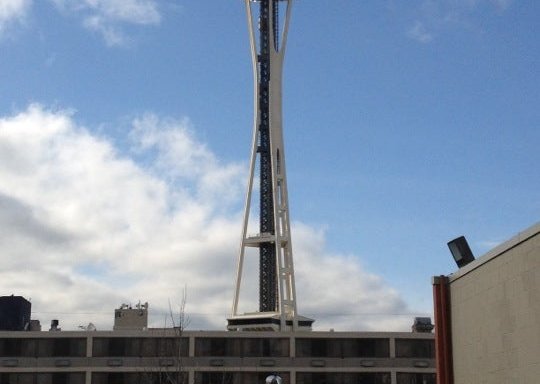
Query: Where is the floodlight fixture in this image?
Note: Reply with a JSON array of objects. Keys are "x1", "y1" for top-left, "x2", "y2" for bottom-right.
[{"x1": 447, "y1": 236, "x2": 475, "y2": 268}]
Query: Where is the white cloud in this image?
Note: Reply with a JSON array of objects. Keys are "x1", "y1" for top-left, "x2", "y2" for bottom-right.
[
  {"x1": 0, "y1": 105, "x2": 420, "y2": 332},
  {"x1": 0, "y1": 0, "x2": 31, "y2": 36},
  {"x1": 490, "y1": 0, "x2": 512, "y2": 11},
  {"x1": 407, "y1": 0, "x2": 513, "y2": 43},
  {"x1": 50, "y1": 0, "x2": 160, "y2": 46},
  {"x1": 408, "y1": 21, "x2": 433, "y2": 43},
  {"x1": 293, "y1": 223, "x2": 414, "y2": 331}
]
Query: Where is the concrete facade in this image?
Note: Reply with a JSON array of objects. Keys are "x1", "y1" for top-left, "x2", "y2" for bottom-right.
[
  {"x1": 0, "y1": 330, "x2": 435, "y2": 384},
  {"x1": 436, "y1": 222, "x2": 540, "y2": 384}
]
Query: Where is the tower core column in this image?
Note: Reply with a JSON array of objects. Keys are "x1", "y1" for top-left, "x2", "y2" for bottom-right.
[{"x1": 227, "y1": 0, "x2": 313, "y2": 332}]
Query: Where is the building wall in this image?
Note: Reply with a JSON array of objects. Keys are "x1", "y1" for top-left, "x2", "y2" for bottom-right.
[
  {"x1": 0, "y1": 330, "x2": 435, "y2": 384},
  {"x1": 448, "y1": 223, "x2": 540, "y2": 384}
]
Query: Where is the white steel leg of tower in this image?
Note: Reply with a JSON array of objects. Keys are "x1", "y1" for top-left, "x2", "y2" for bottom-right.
[{"x1": 228, "y1": 0, "x2": 313, "y2": 332}]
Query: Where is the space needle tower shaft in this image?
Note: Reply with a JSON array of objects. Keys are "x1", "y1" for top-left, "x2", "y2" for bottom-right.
[{"x1": 228, "y1": 0, "x2": 312, "y2": 331}]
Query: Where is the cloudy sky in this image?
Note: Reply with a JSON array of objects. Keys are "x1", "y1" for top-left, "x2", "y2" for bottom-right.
[{"x1": 0, "y1": 0, "x2": 538, "y2": 332}]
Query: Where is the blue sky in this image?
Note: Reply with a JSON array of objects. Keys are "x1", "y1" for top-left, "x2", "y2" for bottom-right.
[{"x1": 0, "y1": 0, "x2": 538, "y2": 331}]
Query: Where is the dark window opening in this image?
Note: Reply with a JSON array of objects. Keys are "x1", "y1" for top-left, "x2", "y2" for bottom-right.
[
  {"x1": 0, "y1": 373, "x2": 85, "y2": 384},
  {"x1": 296, "y1": 372, "x2": 391, "y2": 384},
  {"x1": 395, "y1": 339, "x2": 435, "y2": 358},
  {"x1": 296, "y1": 338, "x2": 390, "y2": 358},
  {"x1": 396, "y1": 373, "x2": 436, "y2": 384},
  {"x1": 194, "y1": 337, "x2": 288, "y2": 357},
  {"x1": 93, "y1": 337, "x2": 187, "y2": 358},
  {"x1": 195, "y1": 372, "x2": 290, "y2": 384},
  {"x1": 92, "y1": 372, "x2": 185, "y2": 384}
]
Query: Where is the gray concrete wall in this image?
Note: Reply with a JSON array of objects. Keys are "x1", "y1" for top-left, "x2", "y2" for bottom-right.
[{"x1": 449, "y1": 223, "x2": 540, "y2": 384}]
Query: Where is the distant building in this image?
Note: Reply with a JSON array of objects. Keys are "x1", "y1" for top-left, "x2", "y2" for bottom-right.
[
  {"x1": 0, "y1": 296, "x2": 31, "y2": 332},
  {"x1": 113, "y1": 303, "x2": 148, "y2": 331},
  {"x1": 433, "y1": 222, "x2": 540, "y2": 384},
  {"x1": 0, "y1": 328, "x2": 435, "y2": 384}
]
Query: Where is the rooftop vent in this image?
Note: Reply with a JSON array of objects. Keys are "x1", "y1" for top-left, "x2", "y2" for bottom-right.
[{"x1": 412, "y1": 317, "x2": 434, "y2": 333}]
